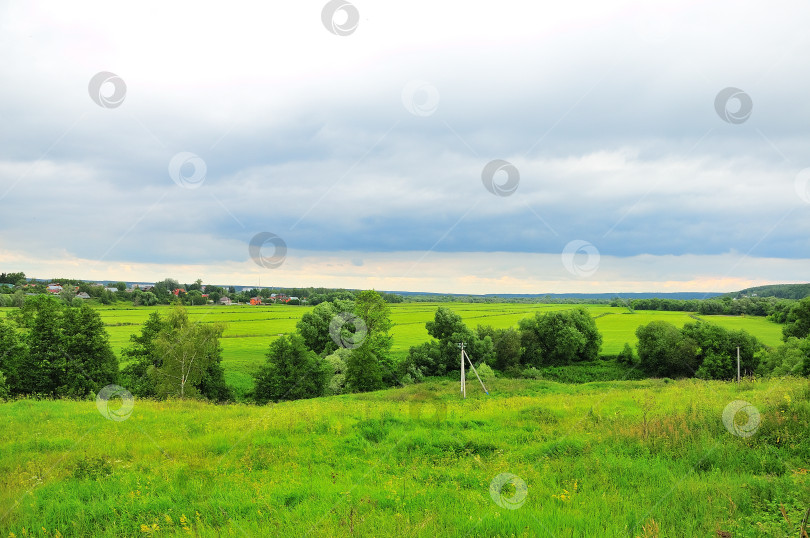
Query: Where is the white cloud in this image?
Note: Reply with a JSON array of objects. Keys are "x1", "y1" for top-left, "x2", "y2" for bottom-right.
[{"x1": 1, "y1": 0, "x2": 809, "y2": 291}]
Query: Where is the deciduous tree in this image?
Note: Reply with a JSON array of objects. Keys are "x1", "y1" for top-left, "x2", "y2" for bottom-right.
[
  {"x1": 253, "y1": 334, "x2": 328, "y2": 403},
  {"x1": 148, "y1": 308, "x2": 227, "y2": 399}
]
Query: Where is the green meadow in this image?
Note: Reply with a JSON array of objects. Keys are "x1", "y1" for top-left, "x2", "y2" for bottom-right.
[
  {"x1": 1, "y1": 377, "x2": 808, "y2": 537},
  {"x1": 0, "y1": 303, "x2": 785, "y2": 397},
  {"x1": 0, "y1": 304, "x2": 806, "y2": 536}
]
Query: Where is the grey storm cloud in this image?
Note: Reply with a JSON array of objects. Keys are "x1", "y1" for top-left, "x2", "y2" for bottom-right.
[{"x1": 1, "y1": 0, "x2": 809, "y2": 284}]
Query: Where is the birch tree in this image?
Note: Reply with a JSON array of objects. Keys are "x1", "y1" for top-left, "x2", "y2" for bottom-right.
[{"x1": 149, "y1": 307, "x2": 225, "y2": 398}]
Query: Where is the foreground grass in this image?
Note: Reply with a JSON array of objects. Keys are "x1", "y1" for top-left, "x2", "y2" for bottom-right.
[{"x1": 1, "y1": 377, "x2": 808, "y2": 537}]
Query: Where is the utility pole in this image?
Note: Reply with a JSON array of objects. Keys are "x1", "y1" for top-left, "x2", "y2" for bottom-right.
[
  {"x1": 459, "y1": 342, "x2": 466, "y2": 398},
  {"x1": 737, "y1": 346, "x2": 741, "y2": 383},
  {"x1": 458, "y1": 342, "x2": 489, "y2": 398}
]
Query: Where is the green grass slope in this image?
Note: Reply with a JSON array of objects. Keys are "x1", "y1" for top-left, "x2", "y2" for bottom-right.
[{"x1": 1, "y1": 377, "x2": 808, "y2": 537}]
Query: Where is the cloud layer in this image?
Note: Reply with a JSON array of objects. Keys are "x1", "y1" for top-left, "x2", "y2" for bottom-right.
[{"x1": 1, "y1": 0, "x2": 809, "y2": 292}]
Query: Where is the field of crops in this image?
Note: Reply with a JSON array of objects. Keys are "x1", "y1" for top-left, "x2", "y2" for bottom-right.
[
  {"x1": 0, "y1": 303, "x2": 787, "y2": 396},
  {"x1": 1, "y1": 376, "x2": 808, "y2": 536}
]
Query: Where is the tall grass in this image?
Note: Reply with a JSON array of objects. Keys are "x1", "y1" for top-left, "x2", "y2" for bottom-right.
[{"x1": 1, "y1": 376, "x2": 808, "y2": 536}]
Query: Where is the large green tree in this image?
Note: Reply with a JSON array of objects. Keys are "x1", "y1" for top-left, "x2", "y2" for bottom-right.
[
  {"x1": 57, "y1": 304, "x2": 119, "y2": 397},
  {"x1": 518, "y1": 308, "x2": 602, "y2": 367},
  {"x1": 406, "y1": 307, "x2": 494, "y2": 377},
  {"x1": 185, "y1": 290, "x2": 206, "y2": 306},
  {"x1": 120, "y1": 311, "x2": 164, "y2": 397},
  {"x1": 147, "y1": 308, "x2": 229, "y2": 399},
  {"x1": 635, "y1": 321, "x2": 699, "y2": 378},
  {"x1": 120, "y1": 309, "x2": 231, "y2": 401},
  {"x1": 0, "y1": 318, "x2": 26, "y2": 394},
  {"x1": 345, "y1": 342, "x2": 383, "y2": 392},
  {"x1": 16, "y1": 296, "x2": 64, "y2": 395},
  {"x1": 682, "y1": 322, "x2": 760, "y2": 380},
  {"x1": 11, "y1": 297, "x2": 118, "y2": 397},
  {"x1": 296, "y1": 299, "x2": 354, "y2": 355},
  {"x1": 253, "y1": 334, "x2": 328, "y2": 403},
  {"x1": 345, "y1": 290, "x2": 394, "y2": 390},
  {"x1": 783, "y1": 297, "x2": 810, "y2": 341},
  {"x1": 477, "y1": 326, "x2": 521, "y2": 372}
]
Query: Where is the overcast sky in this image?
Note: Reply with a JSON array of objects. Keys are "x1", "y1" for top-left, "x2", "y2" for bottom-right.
[{"x1": 1, "y1": 0, "x2": 808, "y2": 293}]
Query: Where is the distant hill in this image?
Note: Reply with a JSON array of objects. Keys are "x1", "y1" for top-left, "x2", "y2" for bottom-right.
[
  {"x1": 27, "y1": 276, "x2": 810, "y2": 301},
  {"x1": 726, "y1": 283, "x2": 810, "y2": 300}
]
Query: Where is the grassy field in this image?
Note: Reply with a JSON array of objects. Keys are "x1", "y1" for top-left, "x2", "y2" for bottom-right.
[
  {"x1": 1, "y1": 376, "x2": 808, "y2": 536},
  {"x1": 0, "y1": 303, "x2": 787, "y2": 397}
]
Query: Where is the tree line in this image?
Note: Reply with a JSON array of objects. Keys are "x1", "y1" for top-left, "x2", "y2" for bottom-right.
[
  {"x1": 612, "y1": 295, "x2": 796, "y2": 319},
  {"x1": 2, "y1": 294, "x2": 810, "y2": 403},
  {"x1": 0, "y1": 296, "x2": 233, "y2": 401},
  {"x1": 0, "y1": 276, "x2": 404, "y2": 308},
  {"x1": 629, "y1": 298, "x2": 810, "y2": 379},
  {"x1": 402, "y1": 305, "x2": 810, "y2": 383}
]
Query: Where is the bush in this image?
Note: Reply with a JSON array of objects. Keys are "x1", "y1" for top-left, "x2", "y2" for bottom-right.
[
  {"x1": 760, "y1": 337, "x2": 810, "y2": 376},
  {"x1": 475, "y1": 363, "x2": 495, "y2": 381},
  {"x1": 618, "y1": 343, "x2": 635, "y2": 365},
  {"x1": 635, "y1": 320, "x2": 762, "y2": 379},
  {"x1": 0, "y1": 370, "x2": 9, "y2": 399},
  {"x1": 636, "y1": 321, "x2": 699, "y2": 378},
  {"x1": 519, "y1": 308, "x2": 602, "y2": 367},
  {"x1": 522, "y1": 367, "x2": 543, "y2": 379}
]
